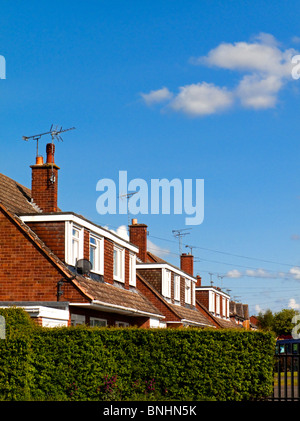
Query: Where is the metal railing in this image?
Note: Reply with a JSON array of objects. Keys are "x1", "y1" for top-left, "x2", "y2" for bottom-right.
[{"x1": 272, "y1": 339, "x2": 300, "y2": 401}]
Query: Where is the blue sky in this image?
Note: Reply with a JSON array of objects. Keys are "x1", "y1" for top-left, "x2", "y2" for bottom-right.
[{"x1": 1, "y1": 0, "x2": 300, "y2": 315}]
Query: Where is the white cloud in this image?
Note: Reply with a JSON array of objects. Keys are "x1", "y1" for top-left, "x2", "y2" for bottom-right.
[
  {"x1": 142, "y1": 33, "x2": 297, "y2": 116},
  {"x1": 107, "y1": 225, "x2": 129, "y2": 241},
  {"x1": 226, "y1": 269, "x2": 242, "y2": 278},
  {"x1": 245, "y1": 268, "x2": 273, "y2": 278},
  {"x1": 290, "y1": 266, "x2": 300, "y2": 280},
  {"x1": 147, "y1": 239, "x2": 170, "y2": 257},
  {"x1": 235, "y1": 74, "x2": 283, "y2": 109},
  {"x1": 108, "y1": 226, "x2": 171, "y2": 258},
  {"x1": 141, "y1": 87, "x2": 173, "y2": 105},
  {"x1": 255, "y1": 304, "x2": 264, "y2": 314},
  {"x1": 169, "y1": 82, "x2": 233, "y2": 116},
  {"x1": 200, "y1": 37, "x2": 294, "y2": 78},
  {"x1": 289, "y1": 298, "x2": 300, "y2": 309}
]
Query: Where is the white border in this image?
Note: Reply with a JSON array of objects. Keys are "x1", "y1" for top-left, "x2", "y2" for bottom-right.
[
  {"x1": 20, "y1": 213, "x2": 139, "y2": 252},
  {"x1": 137, "y1": 263, "x2": 197, "y2": 283}
]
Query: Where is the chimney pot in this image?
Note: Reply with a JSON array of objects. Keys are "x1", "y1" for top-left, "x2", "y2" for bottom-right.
[
  {"x1": 46, "y1": 143, "x2": 55, "y2": 164},
  {"x1": 196, "y1": 275, "x2": 201, "y2": 287},
  {"x1": 30, "y1": 143, "x2": 59, "y2": 213},
  {"x1": 132, "y1": 218, "x2": 138, "y2": 225},
  {"x1": 35, "y1": 156, "x2": 44, "y2": 165}
]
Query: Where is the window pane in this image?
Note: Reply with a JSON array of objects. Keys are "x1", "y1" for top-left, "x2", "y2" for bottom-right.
[
  {"x1": 113, "y1": 249, "x2": 118, "y2": 276},
  {"x1": 72, "y1": 228, "x2": 79, "y2": 238},
  {"x1": 90, "y1": 245, "x2": 96, "y2": 269}
]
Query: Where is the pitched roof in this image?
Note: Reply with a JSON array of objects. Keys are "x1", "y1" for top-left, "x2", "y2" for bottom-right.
[
  {"x1": 71, "y1": 276, "x2": 163, "y2": 318},
  {"x1": 0, "y1": 202, "x2": 163, "y2": 319},
  {"x1": 137, "y1": 271, "x2": 215, "y2": 327},
  {"x1": 168, "y1": 302, "x2": 215, "y2": 327},
  {"x1": 0, "y1": 172, "x2": 38, "y2": 214}
]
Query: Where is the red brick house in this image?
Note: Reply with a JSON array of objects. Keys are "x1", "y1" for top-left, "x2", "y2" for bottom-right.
[
  {"x1": 0, "y1": 142, "x2": 249, "y2": 330},
  {"x1": 128, "y1": 219, "x2": 239, "y2": 329},
  {"x1": 0, "y1": 144, "x2": 165, "y2": 327}
]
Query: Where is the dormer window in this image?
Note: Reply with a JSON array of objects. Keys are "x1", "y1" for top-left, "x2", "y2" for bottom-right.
[
  {"x1": 90, "y1": 234, "x2": 104, "y2": 274},
  {"x1": 174, "y1": 275, "x2": 180, "y2": 302},
  {"x1": 113, "y1": 245, "x2": 125, "y2": 283},
  {"x1": 72, "y1": 227, "x2": 81, "y2": 265},
  {"x1": 185, "y1": 278, "x2": 191, "y2": 304},
  {"x1": 66, "y1": 223, "x2": 83, "y2": 266},
  {"x1": 162, "y1": 269, "x2": 171, "y2": 299}
]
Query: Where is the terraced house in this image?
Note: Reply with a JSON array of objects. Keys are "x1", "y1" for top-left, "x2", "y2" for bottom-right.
[{"x1": 0, "y1": 142, "x2": 246, "y2": 329}]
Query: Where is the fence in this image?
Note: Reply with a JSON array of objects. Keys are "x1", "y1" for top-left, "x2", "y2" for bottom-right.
[{"x1": 272, "y1": 339, "x2": 300, "y2": 401}]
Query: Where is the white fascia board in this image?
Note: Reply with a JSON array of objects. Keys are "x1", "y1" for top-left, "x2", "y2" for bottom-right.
[
  {"x1": 3, "y1": 305, "x2": 70, "y2": 321},
  {"x1": 195, "y1": 286, "x2": 230, "y2": 299},
  {"x1": 20, "y1": 213, "x2": 139, "y2": 252},
  {"x1": 137, "y1": 263, "x2": 196, "y2": 283},
  {"x1": 69, "y1": 301, "x2": 165, "y2": 320}
]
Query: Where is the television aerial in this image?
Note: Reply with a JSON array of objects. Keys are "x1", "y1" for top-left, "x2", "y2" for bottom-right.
[{"x1": 23, "y1": 124, "x2": 76, "y2": 158}]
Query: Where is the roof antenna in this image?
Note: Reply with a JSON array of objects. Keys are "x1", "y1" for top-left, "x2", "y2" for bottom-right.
[
  {"x1": 172, "y1": 228, "x2": 190, "y2": 254},
  {"x1": 185, "y1": 244, "x2": 195, "y2": 255},
  {"x1": 217, "y1": 274, "x2": 225, "y2": 289},
  {"x1": 23, "y1": 124, "x2": 76, "y2": 160},
  {"x1": 23, "y1": 125, "x2": 76, "y2": 184},
  {"x1": 119, "y1": 191, "x2": 138, "y2": 229}
]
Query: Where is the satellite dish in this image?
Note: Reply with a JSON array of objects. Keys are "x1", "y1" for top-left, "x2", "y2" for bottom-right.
[{"x1": 75, "y1": 259, "x2": 92, "y2": 275}]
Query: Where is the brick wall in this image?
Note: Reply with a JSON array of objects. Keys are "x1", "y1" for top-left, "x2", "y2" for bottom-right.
[
  {"x1": 30, "y1": 164, "x2": 59, "y2": 212},
  {"x1": 136, "y1": 276, "x2": 179, "y2": 323},
  {"x1": 104, "y1": 238, "x2": 114, "y2": 284},
  {"x1": 129, "y1": 222, "x2": 147, "y2": 262},
  {"x1": 0, "y1": 207, "x2": 86, "y2": 303},
  {"x1": 180, "y1": 253, "x2": 193, "y2": 276},
  {"x1": 195, "y1": 289, "x2": 209, "y2": 309},
  {"x1": 137, "y1": 268, "x2": 162, "y2": 294},
  {"x1": 27, "y1": 221, "x2": 65, "y2": 261}
]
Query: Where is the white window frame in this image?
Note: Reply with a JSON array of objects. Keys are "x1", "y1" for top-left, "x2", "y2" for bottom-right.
[
  {"x1": 216, "y1": 294, "x2": 220, "y2": 316},
  {"x1": 89, "y1": 233, "x2": 104, "y2": 275},
  {"x1": 209, "y1": 290, "x2": 215, "y2": 313},
  {"x1": 192, "y1": 281, "x2": 195, "y2": 306},
  {"x1": 185, "y1": 278, "x2": 191, "y2": 304},
  {"x1": 71, "y1": 314, "x2": 85, "y2": 326},
  {"x1": 162, "y1": 269, "x2": 171, "y2": 299},
  {"x1": 65, "y1": 222, "x2": 84, "y2": 266},
  {"x1": 115, "y1": 321, "x2": 130, "y2": 327},
  {"x1": 113, "y1": 245, "x2": 125, "y2": 283},
  {"x1": 222, "y1": 297, "x2": 226, "y2": 318},
  {"x1": 90, "y1": 317, "x2": 107, "y2": 327},
  {"x1": 174, "y1": 275, "x2": 180, "y2": 302},
  {"x1": 129, "y1": 252, "x2": 136, "y2": 287}
]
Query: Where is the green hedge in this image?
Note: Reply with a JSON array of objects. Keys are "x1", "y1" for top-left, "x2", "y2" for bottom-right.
[{"x1": 0, "y1": 308, "x2": 276, "y2": 401}]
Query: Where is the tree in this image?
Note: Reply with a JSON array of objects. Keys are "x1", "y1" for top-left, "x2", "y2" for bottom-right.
[
  {"x1": 257, "y1": 308, "x2": 300, "y2": 337},
  {"x1": 273, "y1": 309, "x2": 299, "y2": 337},
  {"x1": 257, "y1": 309, "x2": 274, "y2": 331}
]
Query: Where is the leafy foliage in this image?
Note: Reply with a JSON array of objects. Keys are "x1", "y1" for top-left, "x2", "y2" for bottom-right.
[
  {"x1": 257, "y1": 308, "x2": 300, "y2": 337},
  {"x1": 0, "y1": 309, "x2": 276, "y2": 401}
]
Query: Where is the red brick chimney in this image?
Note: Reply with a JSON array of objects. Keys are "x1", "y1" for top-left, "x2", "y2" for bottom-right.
[
  {"x1": 129, "y1": 219, "x2": 148, "y2": 262},
  {"x1": 180, "y1": 253, "x2": 194, "y2": 276},
  {"x1": 196, "y1": 275, "x2": 201, "y2": 287},
  {"x1": 30, "y1": 143, "x2": 60, "y2": 213}
]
